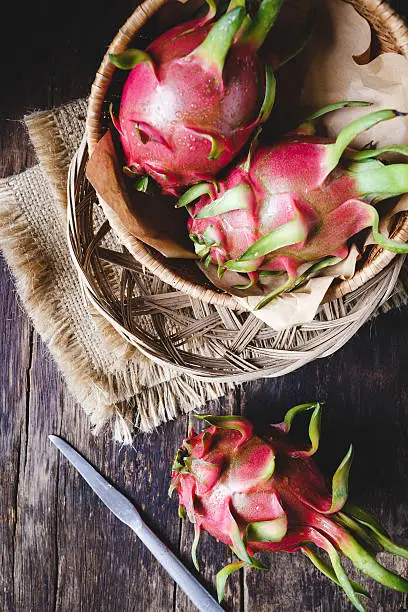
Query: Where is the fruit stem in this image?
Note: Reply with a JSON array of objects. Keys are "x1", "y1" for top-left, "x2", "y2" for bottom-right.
[
  {"x1": 300, "y1": 526, "x2": 367, "y2": 611},
  {"x1": 239, "y1": 0, "x2": 285, "y2": 49},
  {"x1": 355, "y1": 163, "x2": 408, "y2": 202},
  {"x1": 189, "y1": 7, "x2": 245, "y2": 82},
  {"x1": 310, "y1": 513, "x2": 408, "y2": 594},
  {"x1": 335, "y1": 512, "x2": 382, "y2": 555},
  {"x1": 342, "y1": 503, "x2": 408, "y2": 560},
  {"x1": 339, "y1": 532, "x2": 408, "y2": 593}
]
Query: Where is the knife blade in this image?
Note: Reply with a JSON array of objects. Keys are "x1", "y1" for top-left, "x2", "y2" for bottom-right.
[{"x1": 49, "y1": 435, "x2": 223, "y2": 612}]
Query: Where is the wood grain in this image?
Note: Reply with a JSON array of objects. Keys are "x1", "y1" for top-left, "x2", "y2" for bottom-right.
[
  {"x1": 0, "y1": 260, "x2": 32, "y2": 611},
  {"x1": 1, "y1": 1, "x2": 408, "y2": 611}
]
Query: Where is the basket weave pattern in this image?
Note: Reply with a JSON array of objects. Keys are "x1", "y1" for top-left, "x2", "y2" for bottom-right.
[{"x1": 68, "y1": 137, "x2": 405, "y2": 379}]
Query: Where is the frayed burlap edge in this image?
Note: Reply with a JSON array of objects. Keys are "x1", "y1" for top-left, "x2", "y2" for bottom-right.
[
  {"x1": 0, "y1": 175, "x2": 232, "y2": 440},
  {"x1": 25, "y1": 110, "x2": 73, "y2": 210},
  {"x1": 0, "y1": 188, "x2": 112, "y2": 422}
]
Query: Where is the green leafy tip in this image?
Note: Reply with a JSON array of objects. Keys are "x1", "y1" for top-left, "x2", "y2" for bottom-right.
[
  {"x1": 245, "y1": 516, "x2": 288, "y2": 543},
  {"x1": 354, "y1": 161, "x2": 408, "y2": 202},
  {"x1": 343, "y1": 503, "x2": 408, "y2": 560},
  {"x1": 302, "y1": 546, "x2": 370, "y2": 599},
  {"x1": 257, "y1": 65, "x2": 276, "y2": 125},
  {"x1": 109, "y1": 49, "x2": 153, "y2": 70},
  {"x1": 172, "y1": 447, "x2": 188, "y2": 472},
  {"x1": 178, "y1": 504, "x2": 187, "y2": 520},
  {"x1": 326, "y1": 109, "x2": 408, "y2": 177},
  {"x1": 282, "y1": 402, "x2": 321, "y2": 430},
  {"x1": 325, "y1": 538, "x2": 366, "y2": 612},
  {"x1": 194, "y1": 414, "x2": 253, "y2": 447},
  {"x1": 235, "y1": 215, "x2": 308, "y2": 262},
  {"x1": 348, "y1": 144, "x2": 408, "y2": 161},
  {"x1": 216, "y1": 561, "x2": 246, "y2": 603},
  {"x1": 205, "y1": 134, "x2": 227, "y2": 160},
  {"x1": 304, "y1": 101, "x2": 371, "y2": 124},
  {"x1": 195, "y1": 184, "x2": 252, "y2": 219},
  {"x1": 191, "y1": 524, "x2": 201, "y2": 571},
  {"x1": 277, "y1": 402, "x2": 322, "y2": 456},
  {"x1": 327, "y1": 444, "x2": 353, "y2": 513},
  {"x1": 176, "y1": 183, "x2": 214, "y2": 209},
  {"x1": 229, "y1": 511, "x2": 254, "y2": 565},
  {"x1": 135, "y1": 176, "x2": 149, "y2": 192},
  {"x1": 253, "y1": 255, "x2": 341, "y2": 310},
  {"x1": 232, "y1": 277, "x2": 257, "y2": 291}
]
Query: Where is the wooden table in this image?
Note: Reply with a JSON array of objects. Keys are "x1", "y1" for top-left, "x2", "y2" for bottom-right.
[{"x1": 1, "y1": 2, "x2": 408, "y2": 610}]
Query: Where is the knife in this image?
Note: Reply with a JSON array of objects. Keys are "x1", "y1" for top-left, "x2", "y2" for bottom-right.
[{"x1": 49, "y1": 435, "x2": 223, "y2": 612}]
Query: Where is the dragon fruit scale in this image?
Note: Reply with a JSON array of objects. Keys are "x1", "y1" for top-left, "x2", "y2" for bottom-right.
[
  {"x1": 169, "y1": 405, "x2": 408, "y2": 610},
  {"x1": 180, "y1": 102, "x2": 408, "y2": 308},
  {"x1": 109, "y1": 0, "x2": 284, "y2": 195}
]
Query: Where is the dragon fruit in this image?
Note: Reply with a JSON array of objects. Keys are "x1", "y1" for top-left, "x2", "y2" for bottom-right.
[
  {"x1": 109, "y1": 0, "x2": 284, "y2": 195},
  {"x1": 179, "y1": 103, "x2": 408, "y2": 307},
  {"x1": 169, "y1": 405, "x2": 408, "y2": 609}
]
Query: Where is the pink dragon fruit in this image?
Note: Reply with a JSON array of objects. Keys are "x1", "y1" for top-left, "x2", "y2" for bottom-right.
[
  {"x1": 169, "y1": 405, "x2": 408, "y2": 609},
  {"x1": 179, "y1": 102, "x2": 408, "y2": 307},
  {"x1": 109, "y1": 0, "x2": 284, "y2": 195}
]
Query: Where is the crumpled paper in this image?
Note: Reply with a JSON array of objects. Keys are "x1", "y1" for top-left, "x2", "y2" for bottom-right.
[{"x1": 301, "y1": 0, "x2": 408, "y2": 147}]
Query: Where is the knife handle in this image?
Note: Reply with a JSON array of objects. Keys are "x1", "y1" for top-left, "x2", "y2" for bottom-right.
[{"x1": 132, "y1": 520, "x2": 223, "y2": 612}]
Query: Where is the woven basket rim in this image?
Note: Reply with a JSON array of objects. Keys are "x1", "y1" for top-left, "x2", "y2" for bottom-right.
[{"x1": 85, "y1": 0, "x2": 408, "y2": 311}]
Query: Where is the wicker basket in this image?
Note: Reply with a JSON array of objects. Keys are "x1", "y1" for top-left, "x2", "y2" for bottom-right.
[
  {"x1": 84, "y1": 0, "x2": 408, "y2": 310},
  {"x1": 67, "y1": 0, "x2": 408, "y2": 380},
  {"x1": 67, "y1": 145, "x2": 406, "y2": 380}
]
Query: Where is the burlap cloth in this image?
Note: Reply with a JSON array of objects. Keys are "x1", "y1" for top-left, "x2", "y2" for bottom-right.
[{"x1": 1, "y1": 99, "x2": 407, "y2": 441}]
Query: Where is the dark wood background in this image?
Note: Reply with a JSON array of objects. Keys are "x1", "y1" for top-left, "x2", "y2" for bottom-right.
[{"x1": 1, "y1": 1, "x2": 408, "y2": 610}]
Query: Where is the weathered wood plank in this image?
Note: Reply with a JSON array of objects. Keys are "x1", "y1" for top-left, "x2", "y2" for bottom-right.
[
  {"x1": 54, "y1": 406, "x2": 187, "y2": 612},
  {"x1": 12, "y1": 335, "x2": 64, "y2": 611},
  {"x1": 0, "y1": 63, "x2": 47, "y2": 611},
  {"x1": 0, "y1": 258, "x2": 32, "y2": 612},
  {"x1": 241, "y1": 308, "x2": 408, "y2": 611}
]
